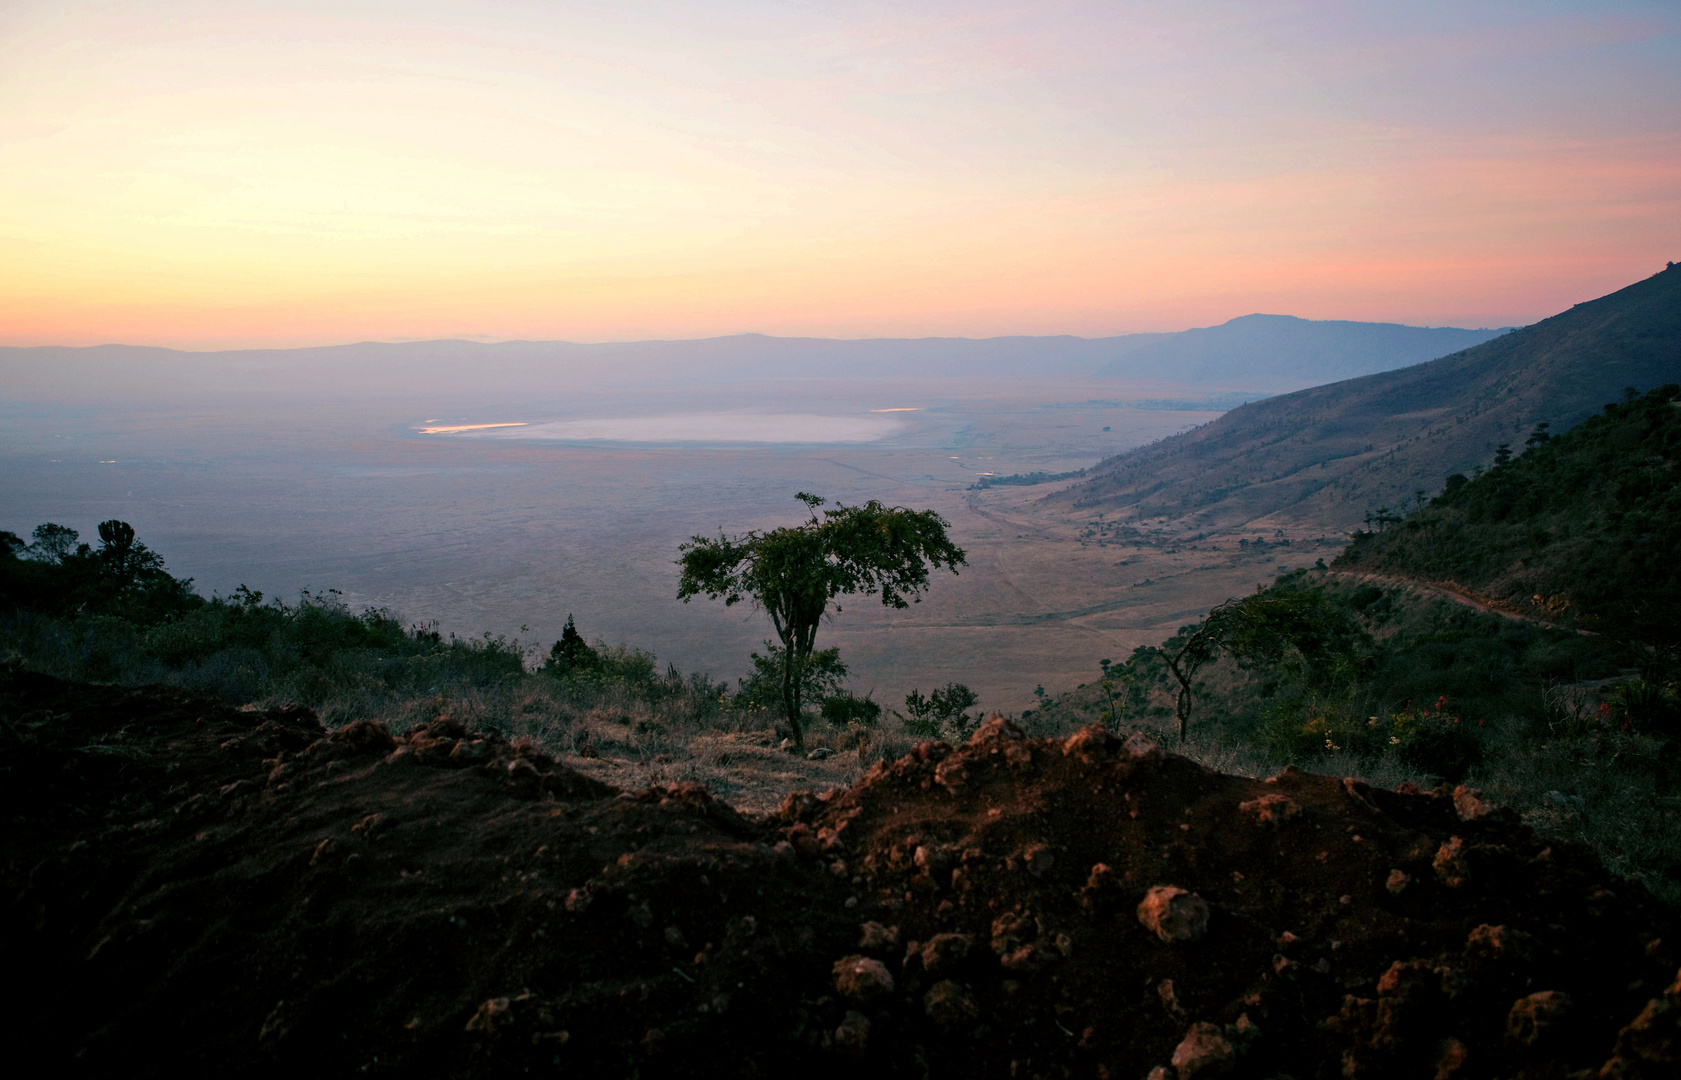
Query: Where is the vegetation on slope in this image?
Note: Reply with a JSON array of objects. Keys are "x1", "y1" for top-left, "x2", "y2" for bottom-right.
[
  {"x1": 0, "y1": 522, "x2": 917, "y2": 805},
  {"x1": 1338, "y1": 383, "x2": 1681, "y2": 672},
  {"x1": 1026, "y1": 386, "x2": 1681, "y2": 901}
]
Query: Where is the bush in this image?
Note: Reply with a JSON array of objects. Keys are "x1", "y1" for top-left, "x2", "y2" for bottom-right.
[
  {"x1": 896, "y1": 683, "x2": 979, "y2": 740},
  {"x1": 820, "y1": 691, "x2": 880, "y2": 728}
]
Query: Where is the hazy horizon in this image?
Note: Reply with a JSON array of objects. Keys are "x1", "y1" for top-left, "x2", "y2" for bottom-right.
[{"x1": 3, "y1": 2, "x2": 1676, "y2": 349}]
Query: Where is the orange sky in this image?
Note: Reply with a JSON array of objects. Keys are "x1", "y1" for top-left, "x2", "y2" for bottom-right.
[{"x1": 2, "y1": 1, "x2": 1678, "y2": 349}]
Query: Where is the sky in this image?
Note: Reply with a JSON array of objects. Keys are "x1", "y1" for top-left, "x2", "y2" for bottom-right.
[{"x1": 2, "y1": 0, "x2": 1678, "y2": 349}]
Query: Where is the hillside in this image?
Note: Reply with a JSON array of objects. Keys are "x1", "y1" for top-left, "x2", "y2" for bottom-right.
[
  {"x1": 1052, "y1": 263, "x2": 1681, "y2": 533},
  {"x1": 1099, "y1": 313, "x2": 1504, "y2": 387},
  {"x1": 8, "y1": 670, "x2": 1679, "y2": 1077},
  {"x1": 1337, "y1": 383, "x2": 1681, "y2": 663}
]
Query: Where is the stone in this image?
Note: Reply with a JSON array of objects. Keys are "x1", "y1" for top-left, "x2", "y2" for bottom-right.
[
  {"x1": 1061, "y1": 726, "x2": 1117, "y2": 759},
  {"x1": 857, "y1": 921, "x2": 899, "y2": 950},
  {"x1": 991, "y1": 911, "x2": 1034, "y2": 954},
  {"x1": 1506, "y1": 990, "x2": 1572, "y2": 1046},
  {"x1": 832, "y1": 1010, "x2": 870, "y2": 1056},
  {"x1": 1434, "y1": 838, "x2": 1471, "y2": 888},
  {"x1": 1238, "y1": 792, "x2": 1302, "y2": 826},
  {"x1": 1453, "y1": 785, "x2": 1501, "y2": 821},
  {"x1": 923, "y1": 980, "x2": 980, "y2": 1030},
  {"x1": 1122, "y1": 731, "x2": 1161, "y2": 761},
  {"x1": 1021, "y1": 842, "x2": 1056, "y2": 877},
  {"x1": 1170, "y1": 1021, "x2": 1236, "y2": 1078},
  {"x1": 1136, "y1": 886, "x2": 1211, "y2": 943},
  {"x1": 933, "y1": 757, "x2": 968, "y2": 791},
  {"x1": 1433, "y1": 1036, "x2": 1469, "y2": 1079},
  {"x1": 1466, "y1": 923, "x2": 1535, "y2": 962},
  {"x1": 921, "y1": 932, "x2": 974, "y2": 974},
  {"x1": 1386, "y1": 868, "x2": 1411, "y2": 894},
  {"x1": 832, "y1": 955, "x2": 895, "y2": 1002},
  {"x1": 1601, "y1": 995, "x2": 1680, "y2": 1074}
]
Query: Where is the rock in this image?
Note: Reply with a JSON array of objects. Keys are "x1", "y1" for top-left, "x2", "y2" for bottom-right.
[
  {"x1": 1600, "y1": 996, "x2": 1680, "y2": 1076},
  {"x1": 1137, "y1": 886, "x2": 1211, "y2": 943},
  {"x1": 999, "y1": 945, "x2": 1039, "y2": 972},
  {"x1": 1466, "y1": 923, "x2": 1535, "y2": 962},
  {"x1": 1021, "y1": 842, "x2": 1056, "y2": 877},
  {"x1": 1376, "y1": 961, "x2": 1433, "y2": 998},
  {"x1": 1225, "y1": 1013, "x2": 1260, "y2": 1047},
  {"x1": 914, "y1": 844, "x2": 954, "y2": 877},
  {"x1": 1061, "y1": 726, "x2": 1117, "y2": 759},
  {"x1": 967, "y1": 715, "x2": 1025, "y2": 747},
  {"x1": 991, "y1": 910, "x2": 1034, "y2": 954},
  {"x1": 1122, "y1": 731, "x2": 1161, "y2": 761},
  {"x1": 1433, "y1": 1036, "x2": 1469, "y2": 1078},
  {"x1": 1386, "y1": 868, "x2": 1411, "y2": 894},
  {"x1": 1434, "y1": 838, "x2": 1471, "y2": 888},
  {"x1": 776, "y1": 791, "x2": 819, "y2": 823},
  {"x1": 1453, "y1": 785, "x2": 1502, "y2": 821},
  {"x1": 858, "y1": 921, "x2": 899, "y2": 950},
  {"x1": 832, "y1": 1010, "x2": 870, "y2": 1056},
  {"x1": 1171, "y1": 1021, "x2": 1236, "y2": 1078},
  {"x1": 1238, "y1": 792, "x2": 1302, "y2": 826},
  {"x1": 1342, "y1": 776, "x2": 1382, "y2": 812},
  {"x1": 921, "y1": 932, "x2": 974, "y2": 974},
  {"x1": 663, "y1": 925, "x2": 687, "y2": 949},
  {"x1": 1080, "y1": 863, "x2": 1120, "y2": 911},
  {"x1": 832, "y1": 955, "x2": 895, "y2": 1002},
  {"x1": 1157, "y1": 978, "x2": 1189, "y2": 1020},
  {"x1": 933, "y1": 757, "x2": 968, "y2": 791},
  {"x1": 923, "y1": 980, "x2": 979, "y2": 1030},
  {"x1": 1507, "y1": 990, "x2": 1572, "y2": 1046}
]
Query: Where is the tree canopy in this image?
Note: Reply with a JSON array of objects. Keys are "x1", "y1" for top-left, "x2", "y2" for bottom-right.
[
  {"x1": 676, "y1": 493, "x2": 966, "y2": 746},
  {"x1": 1158, "y1": 584, "x2": 1370, "y2": 742}
]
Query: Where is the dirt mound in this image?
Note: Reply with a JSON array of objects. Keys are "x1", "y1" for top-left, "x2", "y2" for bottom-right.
[{"x1": 4, "y1": 672, "x2": 1678, "y2": 1078}]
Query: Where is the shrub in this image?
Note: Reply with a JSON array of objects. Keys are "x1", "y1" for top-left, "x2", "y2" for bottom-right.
[
  {"x1": 896, "y1": 683, "x2": 979, "y2": 740},
  {"x1": 820, "y1": 691, "x2": 881, "y2": 728}
]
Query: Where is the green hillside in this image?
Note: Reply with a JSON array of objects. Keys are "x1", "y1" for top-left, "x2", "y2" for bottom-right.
[
  {"x1": 1338, "y1": 383, "x2": 1681, "y2": 668},
  {"x1": 1054, "y1": 263, "x2": 1681, "y2": 533}
]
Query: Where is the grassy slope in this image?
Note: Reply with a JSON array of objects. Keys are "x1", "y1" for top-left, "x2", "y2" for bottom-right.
[
  {"x1": 1051, "y1": 263, "x2": 1681, "y2": 533},
  {"x1": 1336, "y1": 383, "x2": 1681, "y2": 664}
]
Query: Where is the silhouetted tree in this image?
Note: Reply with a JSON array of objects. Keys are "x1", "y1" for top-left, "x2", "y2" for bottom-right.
[
  {"x1": 678, "y1": 493, "x2": 966, "y2": 747},
  {"x1": 546, "y1": 614, "x2": 599, "y2": 675}
]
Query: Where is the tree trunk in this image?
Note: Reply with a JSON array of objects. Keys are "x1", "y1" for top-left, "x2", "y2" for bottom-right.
[
  {"x1": 779, "y1": 634, "x2": 805, "y2": 749},
  {"x1": 1163, "y1": 646, "x2": 1194, "y2": 744}
]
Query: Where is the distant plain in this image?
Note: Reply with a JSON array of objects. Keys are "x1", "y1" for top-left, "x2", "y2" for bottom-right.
[{"x1": 0, "y1": 371, "x2": 1325, "y2": 712}]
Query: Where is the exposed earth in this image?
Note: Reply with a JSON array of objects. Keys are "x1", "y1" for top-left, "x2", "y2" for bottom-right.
[{"x1": 6, "y1": 668, "x2": 1679, "y2": 1078}]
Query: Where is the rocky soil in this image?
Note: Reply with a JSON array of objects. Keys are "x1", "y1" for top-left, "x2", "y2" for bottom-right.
[{"x1": 4, "y1": 668, "x2": 1678, "y2": 1078}]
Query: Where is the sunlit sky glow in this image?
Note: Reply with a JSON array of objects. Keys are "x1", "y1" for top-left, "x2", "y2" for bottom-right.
[{"x1": 2, "y1": 0, "x2": 1677, "y2": 349}]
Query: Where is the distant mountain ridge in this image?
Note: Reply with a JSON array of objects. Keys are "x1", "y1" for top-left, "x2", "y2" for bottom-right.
[
  {"x1": 2, "y1": 314, "x2": 1502, "y2": 406},
  {"x1": 1098, "y1": 313, "x2": 1506, "y2": 386},
  {"x1": 1052, "y1": 264, "x2": 1681, "y2": 533}
]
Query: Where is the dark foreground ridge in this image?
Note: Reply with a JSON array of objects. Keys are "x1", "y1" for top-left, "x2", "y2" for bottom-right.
[{"x1": 5, "y1": 669, "x2": 1678, "y2": 1079}]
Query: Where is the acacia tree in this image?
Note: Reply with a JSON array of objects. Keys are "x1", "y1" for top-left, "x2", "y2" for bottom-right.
[
  {"x1": 677, "y1": 493, "x2": 966, "y2": 747},
  {"x1": 1158, "y1": 585, "x2": 1369, "y2": 743}
]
